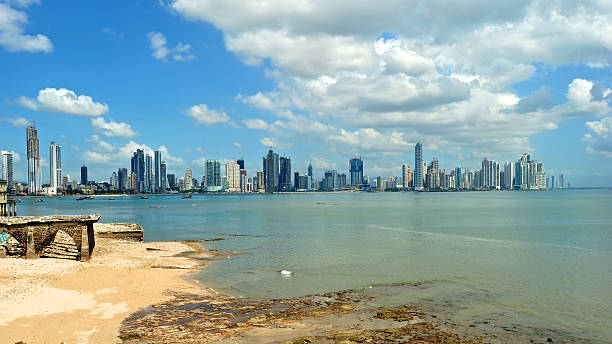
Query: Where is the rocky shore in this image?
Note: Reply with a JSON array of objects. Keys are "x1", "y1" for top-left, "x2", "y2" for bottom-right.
[{"x1": 0, "y1": 227, "x2": 567, "y2": 343}]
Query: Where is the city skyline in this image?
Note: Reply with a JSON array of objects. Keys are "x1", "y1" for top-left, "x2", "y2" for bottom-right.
[{"x1": 1, "y1": 2, "x2": 612, "y2": 187}]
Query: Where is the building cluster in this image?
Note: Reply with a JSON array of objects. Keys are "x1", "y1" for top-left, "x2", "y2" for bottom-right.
[{"x1": 1, "y1": 125, "x2": 571, "y2": 196}]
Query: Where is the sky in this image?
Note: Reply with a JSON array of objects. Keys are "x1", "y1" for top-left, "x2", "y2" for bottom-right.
[{"x1": 1, "y1": 0, "x2": 612, "y2": 187}]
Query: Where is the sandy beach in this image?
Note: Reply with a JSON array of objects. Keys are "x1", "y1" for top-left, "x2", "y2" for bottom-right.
[{"x1": 0, "y1": 237, "x2": 210, "y2": 343}]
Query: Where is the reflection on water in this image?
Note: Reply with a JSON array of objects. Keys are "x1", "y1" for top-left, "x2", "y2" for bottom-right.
[{"x1": 18, "y1": 190, "x2": 612, "y2": 342}]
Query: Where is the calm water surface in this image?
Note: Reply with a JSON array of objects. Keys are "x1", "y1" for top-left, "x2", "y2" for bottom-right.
[{"x1": 16, "y1": 190, "x2": 612, "y2": 342}]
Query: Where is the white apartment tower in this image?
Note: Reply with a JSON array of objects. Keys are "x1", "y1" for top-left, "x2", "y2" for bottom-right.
[{"x1": 49, "y1": 142, "x2": 62, "y2": 190}]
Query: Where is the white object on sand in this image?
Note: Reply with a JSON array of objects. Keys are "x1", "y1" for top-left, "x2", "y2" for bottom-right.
[{"x1": 280, "y1": 270, "x2": 293, "y2": 276}]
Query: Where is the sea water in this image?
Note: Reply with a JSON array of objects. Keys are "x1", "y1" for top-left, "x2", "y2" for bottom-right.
[{"x1": 17, "y1": 189, "x2": 612, "y2": 342}]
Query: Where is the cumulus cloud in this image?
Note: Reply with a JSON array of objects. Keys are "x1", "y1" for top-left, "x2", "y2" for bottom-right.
[
  {"x1": 185, "y1": 104, "x2": 230, "y2": 126},
  {"x1": 147, "y1": 31, "x2": 195, "y2": 62},
  {"x1": 233, "y1": 142, "x2": 242, "y2": 149},
  {"x1": 91, "y1": 117, "x2": 137, "y2": 139},
  {"x1": 17, "y1": 88, "x2": 109, "y2": 116},
  {"x1": 260, "y1": 137, "x2": 285, "y2": 149},
  {"x1": 584, "y1": 117, "x2": 612, "y2": 158},
  {"x1": 0, "y1": 2, "x2": 52, "y2": 53},
  {"x1": 0, "y1": 116, "x2": 29, "y2": 128},
  {"x1": 171, "y1": 0, "x2": 612, "y2": 169}
]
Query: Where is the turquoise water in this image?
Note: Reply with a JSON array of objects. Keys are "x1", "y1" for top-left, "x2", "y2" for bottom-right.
[{"x1": 13, "y1": 190, "x2": 612, "y2": 342}]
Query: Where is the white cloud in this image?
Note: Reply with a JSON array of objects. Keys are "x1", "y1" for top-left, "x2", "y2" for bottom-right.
[
  {"x1": 260, "y1": 137, "x2": 286, "y2": 149},
  {"x1": 147, "y1": 31, "x2": 195, "y2": 62},
  {"x1": 91, "y1": 117, "x2": 137, "y2": 139},
  {"x1": 172, "y1": 0, "x2": 612, "y2": 169},
  {"x1": 233, "y1": 142, "x2": 242, "y2": 149},
  {"x1": 0, "y1": 116, "x2": 29, "y2": 128},
  {"x1": 584, "y1": 117, "x2": 612, "y2": 158},
  {"x1": 0, "y1": 2, "x2": 52, "y2": 53},
  {"x1": 17, "y1": 88, "x2": 109, "y2": 116},
  {"x1": 185, "y1": 104, "x2": 230, "y2": 126}
]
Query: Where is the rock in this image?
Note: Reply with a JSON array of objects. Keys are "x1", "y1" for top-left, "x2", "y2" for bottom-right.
[{"x1": 0, "y1": 245, "x2": 7, "y2": 258}]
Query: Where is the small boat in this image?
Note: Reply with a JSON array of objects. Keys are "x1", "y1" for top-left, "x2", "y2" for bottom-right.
[
  {"x1": 37, "y1": 198, "x2": 43, "y2": 202},
  {"x1": 141, "y1": 196, "x2": 149, "y2": 199},
  {"x1": 76, "y1": 196, "x2": 87, "y2": 200},
  {"x1": 181, "y1": 194, "x2": 192, "y2": 199},
  {"x1": 108, "y1": 197, "x2": 115, "y2": 200}
]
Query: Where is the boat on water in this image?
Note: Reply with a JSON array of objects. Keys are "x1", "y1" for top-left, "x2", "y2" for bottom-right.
[
  {"x1": 141, "y1": 196, "x2": 149, "y2": 199},
  {"x1": 76, "y1": 196, "x2": 92, "y2": 200},
  {"x1": 181, "y1": 194, "x2": 192, "y2": 199},
  {"x1": 108, "y1": 197, "x2": 115, "y2": 200},
  {"x1": 37, "y1": 199, "x2": 43, "y2": 202}
]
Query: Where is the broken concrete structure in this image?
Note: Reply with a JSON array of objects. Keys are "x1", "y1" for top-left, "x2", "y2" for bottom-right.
[
  {"x1": 0, "y1": 180, "x2": 17, "y2": 216},
  {"x1": 0, "y1": 215, "x2": 100, "y2": 261}
]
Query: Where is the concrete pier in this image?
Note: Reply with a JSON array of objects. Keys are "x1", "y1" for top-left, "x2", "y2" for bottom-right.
[{"x1": 0, "y1": 215, "x2": 100, "y2": 261}]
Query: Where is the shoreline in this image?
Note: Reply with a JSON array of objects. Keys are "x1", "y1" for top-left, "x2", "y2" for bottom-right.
[{"x1": 0, "y1": 236, "x2": 587, "y2": 343}]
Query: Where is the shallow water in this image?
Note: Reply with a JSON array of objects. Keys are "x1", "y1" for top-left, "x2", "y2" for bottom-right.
[{"x1": 15, "y1": 189, "x2": 612, "y2": 342}]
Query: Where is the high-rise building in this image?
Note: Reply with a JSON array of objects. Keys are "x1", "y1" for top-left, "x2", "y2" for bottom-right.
[
  {"x1": 27, "y1": 125, "x2": 41, "y2": 194},
  {"x1": 279, "y1": 156, "x2": 292, "y2": 191},
  {"x1": 559, "y1": 174, "x2": 565, "y2": 189},
  {"x1": 307, "y1": 161, "x2": 314, "y2": 190},
  {"x1": 263, "y1": 149, "x2": 279, "y2": 193},
  {"x1": 256, "y1": 171, "x2": 265, "y2": 192},
  {"x1": 145, "y1": 154, "x2": 153, "y2": 192},
  {"x1": 80, "y1": 165, "x2": 88, "y2": 186},
  {"x1": 167, "y1": 174, "x2": 176, "y2": 189},
  {"x1": 160, "y1": 161, "x2": 167, "y2": 191},
  {"x1": 110, "y1": 172, "x2": 118, "y2": 190},
  {"x1": 514, "y1": 153, "x2": 529, "y2": 190},
  {"x1": 117, "y1": 168, "x2": 127, "y2": 191},
  {"x1": 226, "y1": 162, "x2": 241, "y2": 192},
  {"x1": 349, "y1": 157, "x2": 364, "y2": 186},
  {"x1": 402, "y1": 164, "x2": 413, "y2": 188},
  {"x1": 454, "y1": 167, "x2": 462, "y2": 189},
  {"x1": 237, "y1": 158, "x2": 245, "y2": 170},
  {"x1": 131, "y1": 149, "x2": 145, "y2": 192},
  {"x1": 414, "y1": 143, "x2": 423, "y2": 190},
  {"x1": 49, "y1": 142, "x2": 61, "y2": 190},
  {"x1": 324, "y1": 170, "x2": 337, "y2": 190},
  {"x1": 184, "y1": 168, "x2": 193, "y2": 190},
  {"x1": 503, "y1": 162, "x2": 514, "y2": 190},
  {"x1": 154, "y1": 151, "x2": 161, "y2": 193},
  {"x1": 206, "y1": 160, "x2": 222, "y2": 192},
  {"x1": 1, "y1": 151, "x2": 14, "y2": 193}
]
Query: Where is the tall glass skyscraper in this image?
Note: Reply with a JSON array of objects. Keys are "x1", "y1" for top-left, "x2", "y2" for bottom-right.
[
  {"x1": 154, "y1": 150, "x2": 161, "y2": 193},
  {"x1": 160, "y1": 161, "x2": 167, "y2": 191},
  {"x1": 279, "y1": 156, "x2": 292, "y2": 191},
  {"x1": 349, "y1": 157, "x2": 363, "y2": 186},
  {"x1": 1, "y1": 151, "x2": 14, "y2": 193},
  {"x1": 263, "y1": 149, "x2": 279, "y2": 193},
  {"x1": 414, "y1": 142, "x2": 423, "y2": 190},
  {"x1": 205, "y1": 160, "x2": 222, "y2": 192},
  {"x1": 80, "y1": 165, "x2": 88, "y2": 186},
  {"x1": 131, "y1": 149, "x2": 145, "y2": 192}
]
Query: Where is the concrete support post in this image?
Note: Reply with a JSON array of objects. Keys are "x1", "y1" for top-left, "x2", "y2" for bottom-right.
[
  {"x1": 79, "y1": 225, "x2": 90, "y2": 261},
  {"x1": 26, "y1": 228, "x2": 37, "y2": 259}
]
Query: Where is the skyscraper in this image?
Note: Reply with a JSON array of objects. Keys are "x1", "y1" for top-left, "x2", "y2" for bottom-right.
[
  {"x1": 279, "y1": 156, "x2": 292, "y2": 191},
  {"x1": 154, "y1": 150, "x2": 161, "y2": 193},
  {"x1": 402, "y1": 164, "x2": 413, "y2": 188},
  {"x1": 167, "y1": 174, "x2": 176, "y2": 189},
  {"x1": 145, "y1": 154, "x2": 153, "y2": 192},
  {"x1": 226, "y1": 162, "x2": 241, "y2": 192},
  {"x1": 1, "y1": 151, "x2": 14, "y2": 193},
  {"x1": 349, "y1": 157, "x2": 364, "y2": 186},
  {"x1": 184, "y1": 168, "x2": 193, "y2": 190},
  {"x1": 131, "y1": 149, "x2": 145, "y2": 192},
  {"x1": 455, "y1": 167, "x2": 462, "y2": 189},
  {"x1": 263, "y1": 149, "x2": 279, "y2": 193},
  {"x1": 414, "y1": 143, "x2": 423, "y2": 190},
  {"x1": 237, "y1": 158, "x2": 245, "y2": 170},
  {"x1": 160, "y1": 161, "x2": 167, "y2": 191},
  {"x1": 27, "y1": 125, "x2": 41, "y2": 194},
  {"x1": 80, "y1": 165, "x2": 88, "y2": 186},
  {"x1": 49, "y1": 142, "x2": 61, "y2": 190},
  {"x1": 503, "y1": 162, "x2": 514, "y2": 190},
  {"x1": 206, "y1": 160, "x2": 222, "y2": 192},
  {"x1": 308, "y1": 161, "x2": 314, "y2": 190},
  {"x1": 118, "y1": 168, "x2": 128, "y2": 191}
]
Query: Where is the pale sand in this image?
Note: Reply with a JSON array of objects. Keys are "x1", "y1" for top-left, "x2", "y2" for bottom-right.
[{"x1": 0, "y1": 238, "x2": 210, "y2": 344}]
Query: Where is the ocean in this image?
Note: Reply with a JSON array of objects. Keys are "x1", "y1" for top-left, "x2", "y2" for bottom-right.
[{"x1": 14, "y1": 189, "x2": 612, "y2": 342}]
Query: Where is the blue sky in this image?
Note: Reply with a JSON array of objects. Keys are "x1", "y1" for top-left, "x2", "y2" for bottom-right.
[{"x1": 1, "y1": 0, "x2": 612, "y2": 186}]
